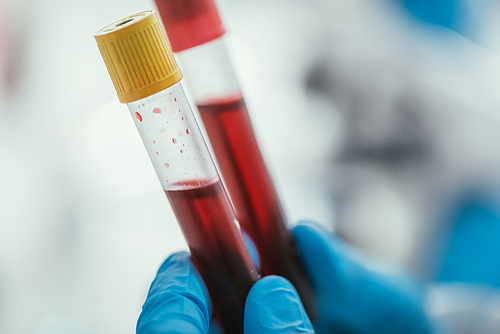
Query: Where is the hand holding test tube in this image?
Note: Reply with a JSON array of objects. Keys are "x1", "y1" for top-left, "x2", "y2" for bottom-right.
[{"x1": 138, "y1": 223, "x2": 437, "y2": 334}]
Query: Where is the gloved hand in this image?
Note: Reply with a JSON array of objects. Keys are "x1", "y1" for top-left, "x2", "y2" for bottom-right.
[
  {"x1": 293, "y1": 222, "x2": 437, "y2": 334},
  {"x1": 137, "y1": 222, "x2": 437, "y2": 333},
  {"x1": 136, "y1": 251, "x2": 313, "y2": 333}
]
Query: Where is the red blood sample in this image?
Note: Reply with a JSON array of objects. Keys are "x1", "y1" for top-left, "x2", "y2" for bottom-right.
[
  {"x1": 165, "y1": 178, "x2": 259, "y2": 333},
  {"x1": 153, "y1": 107, "x2": 161, "y2": 114},
  {"x1": 198, "y1": 97, "x2": 316, "y2": 317},
  {"x1": 135, "y1": 112, "x2": 142, "y2": 121},
  {"x1": 155, "y1": 0, "x2": 225, "y2": 52}
]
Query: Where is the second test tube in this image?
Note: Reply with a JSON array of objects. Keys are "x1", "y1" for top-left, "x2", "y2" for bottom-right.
[{"x1": 155, "y1": 0, "x2": 317, "y2": 318}]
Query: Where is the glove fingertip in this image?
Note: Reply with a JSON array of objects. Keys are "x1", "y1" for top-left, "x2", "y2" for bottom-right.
[
  {"x1": 293, "y1": 222, "x2": 335, "y2": 246},
  {"x1": 138, "y1": 251, "x2": 212, "y2": 334},
  {"x1": 292, "y1": 222, "x2": 336, "y2": 267},
  {"x1": 244, "y1": 276, "x2": 314, "y2": 334},
  {"x1": 158, "y1": 251, "x2": 191, "y2": 273}
]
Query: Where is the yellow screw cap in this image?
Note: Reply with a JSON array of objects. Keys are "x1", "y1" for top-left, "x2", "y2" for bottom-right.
[{"x1": 95, "y1": 11, "x2": 183, "y2": 103}]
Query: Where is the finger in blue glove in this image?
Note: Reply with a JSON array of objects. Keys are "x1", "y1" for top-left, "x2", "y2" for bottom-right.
[
  {"x1": 136, "y1": 251, "x2": 219, "y2": 334},
  {"x1": 136, "y1": 252, "x2": 312, "y2": 333},
  {"x1": 244, "y1": 275, "x2": 315, "y2": 334},
  {"x1": 137, "y1": 231, "x2": 260, "y2": 334}
]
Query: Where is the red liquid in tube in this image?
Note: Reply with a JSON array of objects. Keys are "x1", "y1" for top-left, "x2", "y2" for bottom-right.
[
  {"x1": 198, "y1": 97, "x2": 316, "y2": 316},
  {"x1": 165, "y1": 177, "x2": 259, "y2": 333}
]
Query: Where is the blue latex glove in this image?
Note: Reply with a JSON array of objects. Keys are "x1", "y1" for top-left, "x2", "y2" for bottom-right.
[
  {"x1": 137, "y1": 223, "x2": 436, "y2": 333},
  {"x1": 136, "y1": 251, "x2": 313, "y2": 333},
  {"x1": 438, "y1": 199, "x2": 500, "y2": 286},
  {"x1": 401, "y1": 0, "x2": 465, "y2": 33},
  {"x1": 293, "y1": 222, "x2": 436, "y2": 334}
]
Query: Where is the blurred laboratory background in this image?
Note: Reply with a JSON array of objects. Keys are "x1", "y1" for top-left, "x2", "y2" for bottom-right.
[{"x1": 2, "y1": 0, "x2": 500, "y2": 332}]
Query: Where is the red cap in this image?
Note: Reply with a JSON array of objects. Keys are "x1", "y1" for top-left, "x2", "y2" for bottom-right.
[{"x1": 155, "y1": 0, "x2": 225, "y2": 52}]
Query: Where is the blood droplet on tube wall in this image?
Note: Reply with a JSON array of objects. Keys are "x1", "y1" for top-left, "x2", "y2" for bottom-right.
[{"x1": 95, "y1": 11, "x2": 259, "y2": 334}]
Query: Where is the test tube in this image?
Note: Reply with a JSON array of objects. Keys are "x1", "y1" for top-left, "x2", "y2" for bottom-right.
[
  {"x1": 155, "y1": 0, "x2": 316, "y2": 318},
  {"x1": 94, "y1": 11, "x2": 259, "y2": 334}
]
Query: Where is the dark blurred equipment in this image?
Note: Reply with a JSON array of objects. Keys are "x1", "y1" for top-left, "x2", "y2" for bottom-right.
[{"x1": 306, "y1": 57, "x2": 430, "y2": 166}]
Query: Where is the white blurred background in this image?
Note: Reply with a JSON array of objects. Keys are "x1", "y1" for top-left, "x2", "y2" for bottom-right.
[{"x1": 3, "y1": 0, "x2": 500, "y2": 332}]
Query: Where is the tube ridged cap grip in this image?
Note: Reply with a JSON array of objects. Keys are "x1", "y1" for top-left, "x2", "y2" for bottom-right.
[{"x1": 95, "y1": 11, "x2": 183, "y2": 103}]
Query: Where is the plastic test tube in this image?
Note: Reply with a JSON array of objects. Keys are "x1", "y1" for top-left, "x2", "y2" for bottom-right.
[
  {"x1": 155, "y1": 0, "x2": 316, "y2": 318},
  {"x1": 94, "y1": 11, "x2": 259, "y2": 334}
]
